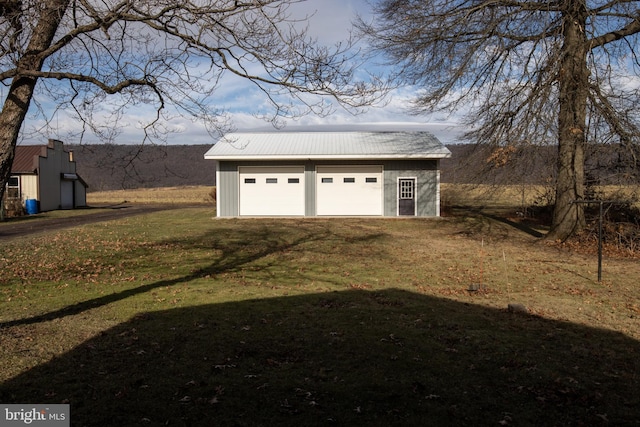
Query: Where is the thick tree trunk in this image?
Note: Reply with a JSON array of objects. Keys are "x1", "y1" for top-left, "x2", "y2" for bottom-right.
[
  {"x1": 547, "y1": 7, "x2": 589, "y2": 241},
  {"x1": 0, "y1": 78, "x2": 36, "y2": 203},
  {"x1": 0, "y1": 0, "x2": 70, "y2": 205}
]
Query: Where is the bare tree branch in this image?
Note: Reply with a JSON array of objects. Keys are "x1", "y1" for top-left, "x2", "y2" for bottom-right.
[
  {"x1": 1, "y1": 0, "x2": 387, "y2": 209},
  {"x1": 359, "y1": 0, "x2": 640, "y2": 240}
]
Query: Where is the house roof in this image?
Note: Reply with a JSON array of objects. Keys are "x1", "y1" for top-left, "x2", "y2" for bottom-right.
[
  {"x1": 11, "y1": 145, "x2": 47, "y2": 173},
  {"x1": 204, "y1": 131, "x2": 452, "y2": 161}
]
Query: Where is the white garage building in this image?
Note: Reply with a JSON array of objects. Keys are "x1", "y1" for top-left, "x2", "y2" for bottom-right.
[{"x1": 204, "y1": 131, "x2": 451, "y2": 217}]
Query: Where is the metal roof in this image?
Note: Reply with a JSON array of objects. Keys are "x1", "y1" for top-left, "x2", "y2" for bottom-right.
[
  {"x1": 11, "y1": 145, "x2": 46, "y2": 173},
  {"x1": 204, "y1": 131, "x2": 452, "y2": 160}
]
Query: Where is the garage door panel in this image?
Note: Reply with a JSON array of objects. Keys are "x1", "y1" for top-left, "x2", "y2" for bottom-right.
[
  {"x1": 317, "y1": 166, "x2": 383, "y2": 216},
  {"x1": 239, "y1": 166, "x2": 304, "y2": 216}
]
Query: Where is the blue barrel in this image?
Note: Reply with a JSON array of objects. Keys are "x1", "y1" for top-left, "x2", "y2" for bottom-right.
[{"x1": 25, "y1": 199, "x2": 39, "y2": 215}]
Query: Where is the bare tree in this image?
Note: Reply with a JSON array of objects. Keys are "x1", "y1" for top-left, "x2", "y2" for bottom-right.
[
  {"x1": 358, "y1": 0, "x2": 640, "y2": 240},
  {"x1": 0, "y1": 0, "x2": 383, "y2": 204}
]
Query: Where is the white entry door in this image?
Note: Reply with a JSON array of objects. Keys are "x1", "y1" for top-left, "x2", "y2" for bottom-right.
[
  {"x1": 239, "y1": 166, "x2": 305, "y2": 216},
  {"x1": 316, "y1": 166, "x2": 383, "y2": 216}
]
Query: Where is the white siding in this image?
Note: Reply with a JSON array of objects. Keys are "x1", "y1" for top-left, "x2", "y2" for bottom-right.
[{"x1": 20, "y1": 175, "x2": 39, "y2": 202}]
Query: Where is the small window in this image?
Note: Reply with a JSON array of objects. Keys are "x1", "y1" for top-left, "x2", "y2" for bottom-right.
[
  {"x1": 288, "y1": 178, "x2": 300, "y2": 184},
  {"x1": 244, "y1": 178, "x2": 256, "y2": 184},
  {"x1": 6, "y1": 176, "x2": 19, "y2": 199},
  {"x1": 365, "y1": 177, "x2": 377, "y2": 183},
  {"x1": 321, "y1": 177, "x2": 333, "y2": 183},
  {"x1": 266, "y1": 178, "x2": 278, "y2": 184},
  {"x1": 343, "y1": 177, "x2": 355, "y2": 183},
  {"x1": 400, "y1": 179, "x2": 414, "y2": 199}
]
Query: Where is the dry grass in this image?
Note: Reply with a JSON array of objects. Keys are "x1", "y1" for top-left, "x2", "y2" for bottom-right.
[
  {"x1": 441, "y1": 183, "x2": 553, "y2": 210},
  {"x1": 1, "y1": 186, "x2": 639, "y2": 425},
  {"x1": 442, "y1": 183, "x2": 640, "y2": 208},
  {"x1": 87, "y1": 185, "x2": 215, "y2": 205}
]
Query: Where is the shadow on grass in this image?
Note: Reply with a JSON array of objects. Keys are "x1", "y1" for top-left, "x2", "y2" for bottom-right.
[
  {"x1": 479, "y1": 212, "x2": 546, "y2": 239},
  {"x1": 1, "y1": 289, "x2": 638, "y2": 426},
  {"x1": 0, "y1": 223, "x2": 337, "y2": 328},
  {"x1": 448, "y1": 206, "x2": 546, "y2": 239}
]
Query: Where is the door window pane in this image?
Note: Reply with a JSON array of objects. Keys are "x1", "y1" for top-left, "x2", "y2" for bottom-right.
[{"x1": 400, "y1": 180, "x2": 414, "y2": 199}]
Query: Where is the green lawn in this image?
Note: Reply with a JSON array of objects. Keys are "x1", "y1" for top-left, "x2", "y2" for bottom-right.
[{"x1": 1, "y1": 207, "x2": 638, "y2": 426}]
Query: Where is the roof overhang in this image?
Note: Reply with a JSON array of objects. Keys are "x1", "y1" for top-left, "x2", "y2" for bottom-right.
[{"x1": 204, "y1": 153, "x2": 451, "y2": 161}]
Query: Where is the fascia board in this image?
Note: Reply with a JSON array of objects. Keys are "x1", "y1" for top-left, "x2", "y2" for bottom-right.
[{"x1": 204, "y1": 153, "x2": 451, "y2": 161}]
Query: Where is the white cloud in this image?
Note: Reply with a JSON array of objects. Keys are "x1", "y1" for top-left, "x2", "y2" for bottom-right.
[
  {"x1": 19, "y1": 0, "x2": 465, "y2": 146},
  {"x1": 287, "y1": 0, "x2": 364, "y2": 44}
]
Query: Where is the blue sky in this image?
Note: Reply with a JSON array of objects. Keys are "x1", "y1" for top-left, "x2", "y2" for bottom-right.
[
  {"x1": 200, "y1": 0, "x2": 465, "y2": 143},
  {"x1": 18, "y1": 0, "x2": 464, "y2": 145}
]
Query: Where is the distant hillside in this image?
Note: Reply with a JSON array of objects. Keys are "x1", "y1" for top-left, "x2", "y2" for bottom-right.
[
  {"x1": 70, "y1": 144, "x2": 215, "y2": 191},
  {"x1": 73, "y1": 143, "x2": 470, "y2": 191},
  {"x1": 441, "y1": 143, "x2": 639, "y2": 186},
  {"x1": 70, "y1": 143, "x2": 638, "y2": 192}
]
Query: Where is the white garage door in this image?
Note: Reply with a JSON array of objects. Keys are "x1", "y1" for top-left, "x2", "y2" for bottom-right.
[
  {"x1": 316, "y1": 166, "x2": 383, "y2": 216},
  {"x1": 239, "y1": 166, "x2": 305, "y2": 216}
]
